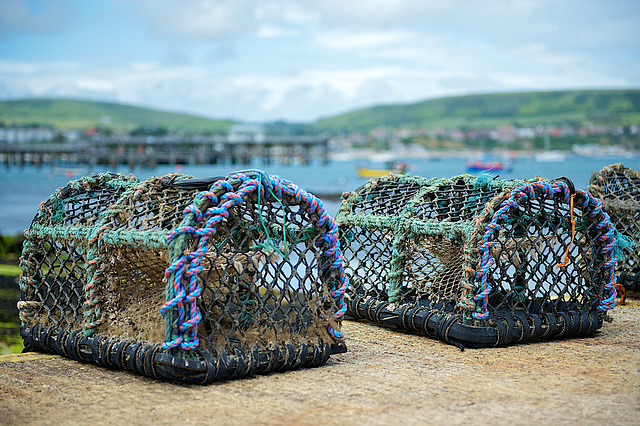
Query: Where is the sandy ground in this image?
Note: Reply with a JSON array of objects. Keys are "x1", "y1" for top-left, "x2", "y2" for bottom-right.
[{"x1": 1, "y1": 299, "x2": 639, "y2": 426}]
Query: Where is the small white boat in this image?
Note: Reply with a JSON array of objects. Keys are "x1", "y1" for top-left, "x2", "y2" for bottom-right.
[
  {"x1": 572, "y1": 144, "x2": 631, "y2": 157},
  {"x1": 536, "y1": 124, "x2": 567, "y2": 162},
  {"x1": 534, "y1": 151, "x2": 567, "y2": 162}
]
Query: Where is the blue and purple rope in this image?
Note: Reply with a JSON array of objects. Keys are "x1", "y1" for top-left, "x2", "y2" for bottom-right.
[
  {"x1": 473, "y1": 181, "x2": 618, "y2": 320},
  {"x1": 161, "y1": 171, "x2": 349, "y2": 350}
]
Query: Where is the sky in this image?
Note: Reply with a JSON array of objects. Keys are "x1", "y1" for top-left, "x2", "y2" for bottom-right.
[{"x1": 0, "y1": 0, "x2": 639, "y2": 123}]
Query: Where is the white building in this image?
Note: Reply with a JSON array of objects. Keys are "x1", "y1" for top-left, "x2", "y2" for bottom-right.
[
  {"x1": 227, "y1": 124, "x2": 265, "y2": 143},
  {"x1": 0, "y1": 127, "x2": 57, "y2": 143}
]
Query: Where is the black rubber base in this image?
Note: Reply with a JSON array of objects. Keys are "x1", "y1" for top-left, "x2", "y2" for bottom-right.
[
  {"x1": 346, "y1": 294, "x2": 603, "y2": 349},
  {"x1": 21, "y1": 325, "x2": 339, "y2": 384},
  {"x1": 618, "y1": 271, "x2": 640, "y2": 292}
]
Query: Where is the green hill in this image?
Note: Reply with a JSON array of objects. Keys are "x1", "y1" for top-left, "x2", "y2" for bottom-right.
[
  {"x1": 0, "y1": 99, "x2": 236, "y2": 132},
  {"x1": 313, "y1": 89, "x2": 640, "y2": 133},
  {"x1": 3, "y1": 90, "x2": 640, "y2": 135}
]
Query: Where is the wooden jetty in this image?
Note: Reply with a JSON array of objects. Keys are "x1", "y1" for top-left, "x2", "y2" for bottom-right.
[{"x1": 0, "y1": 134, "x2": 330, "y2": 169}]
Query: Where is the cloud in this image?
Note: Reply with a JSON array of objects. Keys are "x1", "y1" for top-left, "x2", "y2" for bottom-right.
[
  {"x1": 127, "y1": 0, "x2": 259, "y2": 40},
  {"x1": 309, "y1": 0, "x2": 640, "y2": 51},
  {"x1": 0, "y1": 60, "x2": 78, "y2": 75},
  {"x1": 117, "y1": 0, "x2": 640, "y2": 55},
  {"x1": 0, "y1": 59, "x2": 411, "y2": 120},
  {"x1": 0, "y1": 0, "x2": 75, "y2": 37},
  {"x1": 0, "y1": 1, "x2": 639, "y2": 122},
  {"x1": 161, "y1": 50, "x2": 192, "y2": 67},
  {"x1": 256, "y1": 25, "x2": 298, "y2": 39},
  {"x1": 204, "y1": 43, "x2": 238, "y2": 63},
  {"x1": 0, "y1": 60, "x2": 114, "y2": 101},
  {"x1": 256, "y1": 2, "x2": 318, "y2": 24},
  {"x1": 0, "y1": 60, "x2": 40, "y2": 74},
  {"x1": 0, "y1": 54, "x2": 638, "y2": 123},
  {"x1": 315, "y1": 30, "x2": 409, "y2": 50}
]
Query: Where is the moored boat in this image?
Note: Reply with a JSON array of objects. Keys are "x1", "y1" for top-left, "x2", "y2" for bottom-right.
[
  {"x1": 466, "y1": 159, "x2": 506, "y2": 171},
  {"x1": 356, "y1": 166, "x2": 394, "y2": 178},
  {"x1": 467, "y1": 150, "x2": 514, "y2": 172},
  {"x1": 356, "y1": 161, "x2": 408, "y2": 178}
]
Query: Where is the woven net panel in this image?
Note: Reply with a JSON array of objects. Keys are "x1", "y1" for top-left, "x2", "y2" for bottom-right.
[
  {"x1": 18, "y1": 239, "x2": 87, "y2": 330},
  {"x1": 83, "y1": 175, "x2": 204, "y2": 341},
  {"x1": 415, "y1": 177, "x2": 504, "y2": 222},
  {"x1": 404, "y1": 235, "x2": 465, "y2": 302},
  {"x1": 162, "y1": 171, "x2": 348, "y2": 356},
  {"x1": 195, "y1": 195, "x2": 335, "y2": 354},
  {"x1": 588, "y1": 164, "x2": 640, "y2": 275},
  {"x1": 34, "y1": 173, "x2": 135, "y2": 228},
  {"x1": 18, "y1": 173, "x2": 140, "y2": 331},
  {"x1": 338, "y1": 174, "x2": 619, "y2": 347},
  {"x1": 347, "y1": 175, "x2": 500, "y2": 221},
  {"x1": 347, "y1": 178, "x2": 424, "y2": 216},
  {"x1": 338, "y1": 174, "x2": 509, "y2": 306},
  {"x1": 108, "y1": 175, "x2": 203, "y2": 232},
  {"x1": 339, "y1": 226, "x2": 394, "y2": 299},
  {"x1": 468, "y1": 187, "x2": 610, "y2": 319},
  {"x1": 20, "y1": 171, "x2": 347, "y2": 383},
  {"x1": 95, "y1": 247, "x2": 169, "y2": 343}
]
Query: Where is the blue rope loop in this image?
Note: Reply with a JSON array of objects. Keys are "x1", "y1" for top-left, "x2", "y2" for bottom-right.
[
  {"x1": 162, "y1": 170, "x2": 349, "y2": 350},
  {"x1": 474, "y1": 180, "x2": 618, "y2": 321}
]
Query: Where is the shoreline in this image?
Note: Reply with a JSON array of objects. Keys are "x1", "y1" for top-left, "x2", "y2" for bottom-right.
[{"x1": 329, "y1": 148, "x2": 639, "y2": 162}]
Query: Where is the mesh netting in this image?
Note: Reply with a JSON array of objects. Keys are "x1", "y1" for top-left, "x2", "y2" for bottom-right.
[
  {"x1": 588, "y1": 163, "x2": 640, "y2": 300},
  {"x1": 337, "y1": 173, "x2": 620, "y2": 348},
  {"x1": 18, "y1": 171, "x2": 348, "y2": 383}
]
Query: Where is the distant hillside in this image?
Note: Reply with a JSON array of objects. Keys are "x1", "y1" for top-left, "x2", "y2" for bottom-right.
[
  {"x1": 0, "y1": 99, "x2": 236, "y2": 132},
  {"x1": 313, "y1": 90, "x2": 640, "y2": 133},
  {"x1": 4, "y1": 90, "x2": 639, "y2": 135}
]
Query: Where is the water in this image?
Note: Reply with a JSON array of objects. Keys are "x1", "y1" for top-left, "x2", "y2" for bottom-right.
[{"x1": 1, "y1": 154, "x2": 638, "y2": 235}]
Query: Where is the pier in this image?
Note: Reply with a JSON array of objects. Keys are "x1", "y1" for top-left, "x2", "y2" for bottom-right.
[{"x1": 0, "y1": 134, "x2": 330, "y2": 169}]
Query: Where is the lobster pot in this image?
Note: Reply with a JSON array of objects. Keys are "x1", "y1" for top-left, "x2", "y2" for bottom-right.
[
  {"x1": 337, "y1": 173, "x2": 619, "y2": 348},
  {"x1": 18, "y1": 171, "x2": 348, "y2": 383},
  {"x1": 588, "y1": 163, "x2": 640, "y2": 293}
]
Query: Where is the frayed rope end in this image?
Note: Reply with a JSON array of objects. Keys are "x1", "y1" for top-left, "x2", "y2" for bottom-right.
[{"x1": 613, "y1": 229, "x2": 635, "y2": 261}]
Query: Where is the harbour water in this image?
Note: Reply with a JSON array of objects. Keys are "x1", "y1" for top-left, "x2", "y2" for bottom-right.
[{"x1": 1, "y1": 153, "x2": 638, "y2": 235}]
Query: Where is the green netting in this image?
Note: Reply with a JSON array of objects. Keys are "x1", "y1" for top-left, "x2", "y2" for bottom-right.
[
  {"x1": 337, "y1": 173, "x2": 620, "y2": 348},
  {"x1": 18, "y1": 171, "x2": 347, "y2": 383},
  {"x1": 588, "y1": 163, "x2": 640, "y2": 301}
]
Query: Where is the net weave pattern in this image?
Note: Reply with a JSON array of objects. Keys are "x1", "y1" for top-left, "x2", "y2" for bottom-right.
[
  {"x1": 337, "y1": 173, "x2": 620, "y2": 348},
  {"x1": 588, "y1": 163, "x2": 640, "y2": 292},
  {"x1": 18, "y1": 171, "x2": 348, "y2": 382}
]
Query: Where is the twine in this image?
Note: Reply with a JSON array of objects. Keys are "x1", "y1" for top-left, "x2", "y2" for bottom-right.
[{"x1": 162, "y1": 171, "x2": 349, "y2": 350}]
